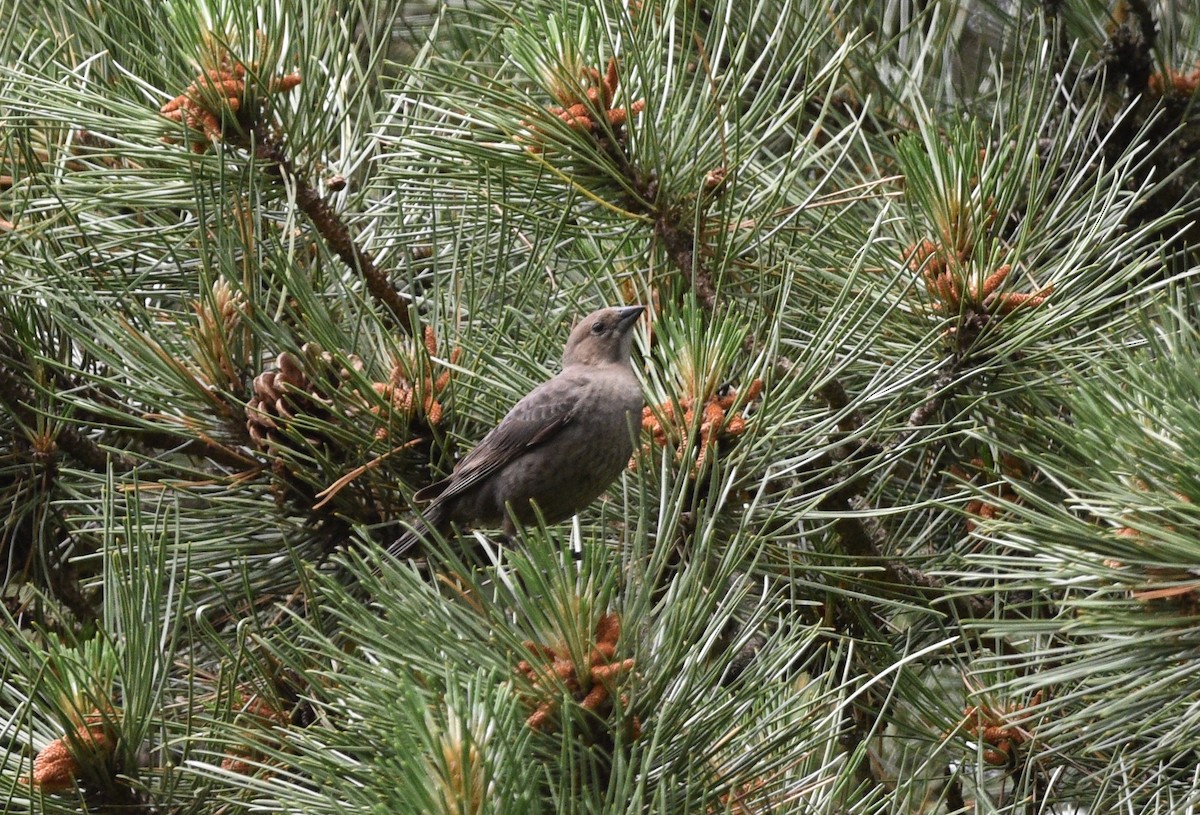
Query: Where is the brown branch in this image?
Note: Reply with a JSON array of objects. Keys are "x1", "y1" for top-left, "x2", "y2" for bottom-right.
[
  {"x1": 903, "y1": 362, "x2": 958, "y2": 430},
  {"x1": 809, "y1": 366, "x2": 991, "y2": 619},
  {"x1": 131, "y1": 423, "x2": 260, "y2": 470},
  {"x1": 252, "y1": 128, "x2": 415, "y2": 336},
  {"x1": 653, "y1": 213, "x2": 716, "y2": 310},
  {"x1": 0, "y1": 362, "x2": 134, "y2": 474},
  {"x1": 46, "y1": 371, "x2": 257, "y2": 470},
  {"x1": 822, "y1": 487, "x2": 991, "y2": 619},
  {"x1": 1105, "y1": 0, "x2": 1157, "y2": 96},
  {"x1": 610, "y1": 143, "x2": 718, "y2": 310}
]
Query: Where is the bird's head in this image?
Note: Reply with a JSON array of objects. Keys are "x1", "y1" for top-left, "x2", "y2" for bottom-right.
[{"x1": 562, "y1": 305, "x2": 645, "y2": 368}]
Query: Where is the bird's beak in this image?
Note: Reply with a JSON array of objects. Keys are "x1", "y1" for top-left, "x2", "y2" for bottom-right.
[{"x1": 615, "y1": 305, "x2": 646, "y2": 330}]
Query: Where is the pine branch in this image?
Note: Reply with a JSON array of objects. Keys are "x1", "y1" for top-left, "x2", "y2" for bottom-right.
[
  {"x1": 0, "y1": 361, "x2": 133, "y2": 474},
  {"x1": 252, "y1": 126, "x2": 416, "y2": 337},
  {"x1": 4, "y1": 0, "x2": 1200, "y2": 810},
  {"x1": 810, "y1": 359, "x2": 991, "y2": 619},
  {"x1": 653, "y1": 212, "x2": 717, "y2": 310},
  {"x1": 1102, "y1": 0, "x2": 1158, "y2": 96},
  {"x1": 820, "y1": 485, "x2": 991, "y2": 620}
]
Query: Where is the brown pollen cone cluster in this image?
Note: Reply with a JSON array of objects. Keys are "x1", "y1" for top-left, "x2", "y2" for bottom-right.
[
  {"x1": 637, "y1": 379, "x2": 763, "y2": 476},
  {"x1": 245, "y1": 343, "x2": 375, "y2": 513},
  {"x1": 515, "y1": 612, "x2": 638, "y2": 736},
  {"x1": 1110, "y1": 487, "x2": 1200, "y2": 613},
  {"x1": 904, "y1": 239, "x2": 1051, "y2": 319},
  {"x1": 525, "y1": 58, "x2": 645, "y2": 150},
  {"x1": 370, "y1": 326, "x2": 460, "y2": 439},
  {"x1": 1148, "y1": 65, "x2": 1200, "y2": 99},
  {"x1": 160, "y1": 59, "x2": 301, "y2": 153},
  {"x1": 220, "y1": 687, "x2": 294, "y2": 776},
  {"x1": 23, "y1": 713, "x2": 116, "y2": 793},
  {"x1": 960, "y1": 691, "x2": 1042, "y2": 766},
  {"x1": 947, "y1": 454, "x2": 1027, "y2": 534}
]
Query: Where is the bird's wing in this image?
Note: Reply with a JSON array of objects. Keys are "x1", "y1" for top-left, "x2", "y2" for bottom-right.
[{"x1": 413, "y1": 375, "x2": 583, "y2": 504}]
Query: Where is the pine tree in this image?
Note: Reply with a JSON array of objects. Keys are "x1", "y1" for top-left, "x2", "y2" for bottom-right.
[{"x1": 2, "y1": 0, "x2": 1199, "y2": 812}]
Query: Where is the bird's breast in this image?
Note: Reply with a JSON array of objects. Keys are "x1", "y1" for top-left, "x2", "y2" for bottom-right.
[{"x1": 490, "y1": 371, "x2": 641, "y2": 525}]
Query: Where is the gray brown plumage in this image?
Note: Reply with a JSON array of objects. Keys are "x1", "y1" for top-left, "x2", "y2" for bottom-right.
[{"x1": 389, "y1": 305, "x2": 645, "y2": 557}]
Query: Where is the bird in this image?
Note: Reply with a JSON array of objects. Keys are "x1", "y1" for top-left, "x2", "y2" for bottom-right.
[{"x1": 388, "y1": 304, "x2": 645, "y2": 557}]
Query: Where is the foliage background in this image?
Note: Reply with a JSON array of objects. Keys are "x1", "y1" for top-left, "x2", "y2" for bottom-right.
[{"x1": 2, "y1": 0, "x2": 1200, "y2": 812}]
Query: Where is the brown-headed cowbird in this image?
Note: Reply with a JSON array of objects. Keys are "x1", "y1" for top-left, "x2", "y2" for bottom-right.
[{"x1": 389, "y1": 305, "x2": 645, "y2": 557}]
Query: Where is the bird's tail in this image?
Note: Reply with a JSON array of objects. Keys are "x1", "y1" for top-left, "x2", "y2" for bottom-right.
[{"x1": 387, "y1": 502, "x2": 448, "y2": 559}]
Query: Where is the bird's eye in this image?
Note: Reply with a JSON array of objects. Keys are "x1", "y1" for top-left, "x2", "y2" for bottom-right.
[{"x1": 591, "y1": 320, "x2": 606, "y2": 335}]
